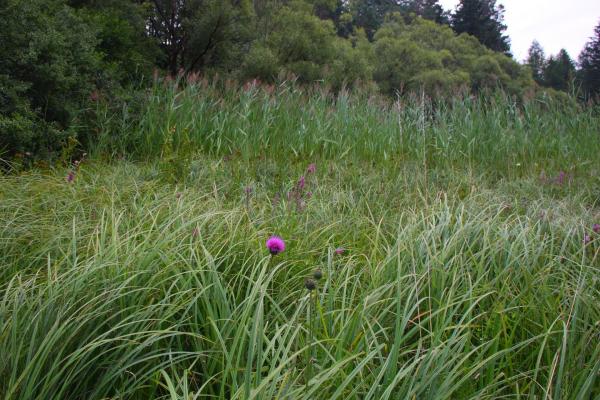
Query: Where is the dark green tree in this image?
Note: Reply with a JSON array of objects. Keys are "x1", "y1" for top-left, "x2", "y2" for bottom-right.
[
  {"x1": 349, "y1": 0, "x2": 400, "y2": 39},
  {"x1": 242, "y1": 1, "x2": 338, "y2": 82},
  {"x1": 451, "y1": 0, "x2": 510, "y2": 55},
  {"x1": 579, "y1": 20, "x2": 600, "y2": 98},
  {"x1": 67, "y1": 0, "x2": 158, "y2": 84},
  {"x1": 400, "y1": 0, "x2": 449, "y2": 25},
  {"x1": 543, "y1": 49, "x2": 575, "y2": 92},
  {"x1": 525, "y1": 40, "x2": 546, "y2": 85},
  {"x1": 146, "y1": 0, "x2": 254, "y2": 75},
  {"x1": 0, "y1": 0, "x2": 102, "y2": 158}
]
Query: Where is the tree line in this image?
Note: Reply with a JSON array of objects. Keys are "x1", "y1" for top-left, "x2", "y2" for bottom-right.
[
  {"x1": 526, "y1": 30, "x2": 600, "y2": 96},
  {"x1": 1, "y1": 0, "x2": 600, "y2": 160}
]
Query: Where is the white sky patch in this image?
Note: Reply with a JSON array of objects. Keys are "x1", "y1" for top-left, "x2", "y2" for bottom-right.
[{"x1": 438, "y1": 0, "x2": 600, "y2": 63}]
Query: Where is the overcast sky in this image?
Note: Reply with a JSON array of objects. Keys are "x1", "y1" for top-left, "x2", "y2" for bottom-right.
[{"x1": 439, "y1": 0, "x2": 600, "y2": 62}]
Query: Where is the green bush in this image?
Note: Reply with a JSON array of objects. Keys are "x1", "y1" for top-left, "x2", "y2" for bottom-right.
[
  {"x1": 0, "y1": 0, "x2": 103, "y2": 159},
  {"x1": 372, "y1": 14, "x2": 534, "y2": 97}
]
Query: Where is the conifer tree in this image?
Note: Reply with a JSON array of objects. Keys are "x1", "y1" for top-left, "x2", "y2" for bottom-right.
[
  {"x1": 451, "y1": 0, "x2": 510, "y2": 55},
  {"x1": 544, "y1": 49, "x2": 575, "y2": 92},
  {"x1": 579, "y1": 20, "x2": 600, "y2": 98},
  {"x1": 526, "y1": 40, "x2": 546, "y2": 85}
]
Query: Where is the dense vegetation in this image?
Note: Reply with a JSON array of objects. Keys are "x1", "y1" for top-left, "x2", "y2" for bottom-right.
[
  {"x1": 1, "y1": 80, "x2": 600, "y2": 399},
  {"x1": 1, "y1": 1, "x2": 600, "y2": 399},
  {"x1": 2, "y1": 0, "x2": 600, "y2": 161}
]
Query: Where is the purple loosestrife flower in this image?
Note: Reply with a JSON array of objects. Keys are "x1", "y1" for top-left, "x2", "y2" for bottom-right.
[
  {"x1": 593, "y1": 224, "x2": 600, "y2": 234},
  {"x1": 297, "y1": 176, "x2": 306, "y2": 191},
  {"x1": 266, "y1": 236, "x2": 285, "y2": 255},
  {"x1": 555, "y1": 171, "x2": 566, "y2": 185},
  {"x1": 307, "y1": 163, "x2": 316, "y2": 174}
]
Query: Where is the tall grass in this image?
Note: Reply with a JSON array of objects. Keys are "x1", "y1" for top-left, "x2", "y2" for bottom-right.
[
  {"x1": 93, "y1": 78, "x2": 600, "y2": 174},
  {"x1": 1, "y1": 80, "x2": 599, "y2": 399}
]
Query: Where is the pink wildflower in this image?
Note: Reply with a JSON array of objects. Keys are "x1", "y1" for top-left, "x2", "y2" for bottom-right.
[
  {"x1": 66, "y1": 171, "x2": 75, "y2": 183},
  {"x1": 266, "y1": 236, "x2": 285, "y2": 255},
  {"x1": 297, "y1": 176, "x2": 305, "y2": 191},
  {"x1": 593, "y1": 224, "x2": 600, "y2": 234},
  {"x1": 555, "y1": 171, "x2": 566, "y2": 185},
  {"x1": 584, "y1": 234, "x2": 591, "y2": 245},
  {"x1": 307, "y1": 163, "x2": 316, "y2": 174},
  {"x1": 335, "y1": 247, "x2": 345, "y2": 255}
]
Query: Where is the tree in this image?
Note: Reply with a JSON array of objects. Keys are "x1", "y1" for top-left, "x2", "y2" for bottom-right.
[
  {"x1": 348, "y1": 0, "x2": 400, "y2": 39},
  {"x1": 146, "y1": 0, "x2": 254, "y2": 75},
  {"x1": 242, "y1": 1, "x2": 338, "y2": 83},
  {"x1": 451, "y1": 0, "x2": 510, "y2": 55},
  {"x1": 372, "y1": 14, "x2": 531, "y2": 97},
  {"x1": 543, "y1": 49, "x2": 575, "y2": 92},
  {"x1": 579, "y1": 19, "x2": 600, "y2": 98},
  {"x1": 525, "y1": 40, "x2": 545, "y2": 85},
  {"x1": 67, "y1": 0, "x2": 158, "y2": 84},
  {"x1": 0, "y1": 0, "x2": 102, "y2": 158},
  {"x1": 400, "y1": 0, "x2": 449, "y2": 25}
]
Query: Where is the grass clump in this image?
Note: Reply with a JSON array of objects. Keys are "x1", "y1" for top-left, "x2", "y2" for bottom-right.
[{"x1": 1, "y1": 82, "x2": 599, "y2": 399}]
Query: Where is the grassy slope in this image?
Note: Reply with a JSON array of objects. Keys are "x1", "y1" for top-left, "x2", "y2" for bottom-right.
[{"x1": 1, "y1": 82, "x2": 599, "y2": 399}]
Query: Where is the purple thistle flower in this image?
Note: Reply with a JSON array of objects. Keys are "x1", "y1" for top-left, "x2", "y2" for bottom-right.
[
  {"x1": 266, "y1": 236, "x2": 285, "y2": 255},
  {"x1": 307, "y1": 163, "x2": 316, "y2": 174},
  {"x1": 593, "y1": 224, "x2": 600, "y2": 234},
  {"x1": 66, "y1": 171, "x2": 75, "y2": 183},
  {"x1": 335, "y1": 247, "x2": 345, "y2": 255}
]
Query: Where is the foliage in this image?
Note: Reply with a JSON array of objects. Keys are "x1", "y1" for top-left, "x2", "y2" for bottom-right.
[
  {"x1": 544, "y1": 49, "x2": 576, "y2": 92},
  {"x1": 525, "y1": 42, "x2": 577, "y2": 93},
  {"x1": 579, "y1": 19, "x2": 600, "y2": 98},
  {"x1": 372, "y1": 15, "x2": 531, "y2": 96},
  {"x1": 146, "y1": 0, "x2": 255, "y2": 75},
  {"x1": 0, "y1": 0, "x2": 101, "y2": 159},
  {"x1": 261, "y1": 1, "x2": 337, "y2": 82},
  {"x1": 525, "y1": 40, "x2": 546, "y2": 85},
  {"x1": 0, "y1": 0, "x2": 592, "y2": 162},
  {"x1": 347, "y1": 0, "x2": 400, "y2": 39},
  {"x1": 400, "y1": 0, "x2": 449, "y2": 25},
  {"x1": 451, "y1": 0, "x2": 511, "y2": 55},
  {"x1": 69, "y1": 0, "x2": 159, "y2": 84},
  {"x1": 2, "y1": 81, "x2": 600, "y2": 399}
]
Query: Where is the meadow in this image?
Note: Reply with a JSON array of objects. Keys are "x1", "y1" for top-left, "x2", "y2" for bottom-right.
[{"x1": 1, "y1": 80, "x2": 599, "y2": 399}]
